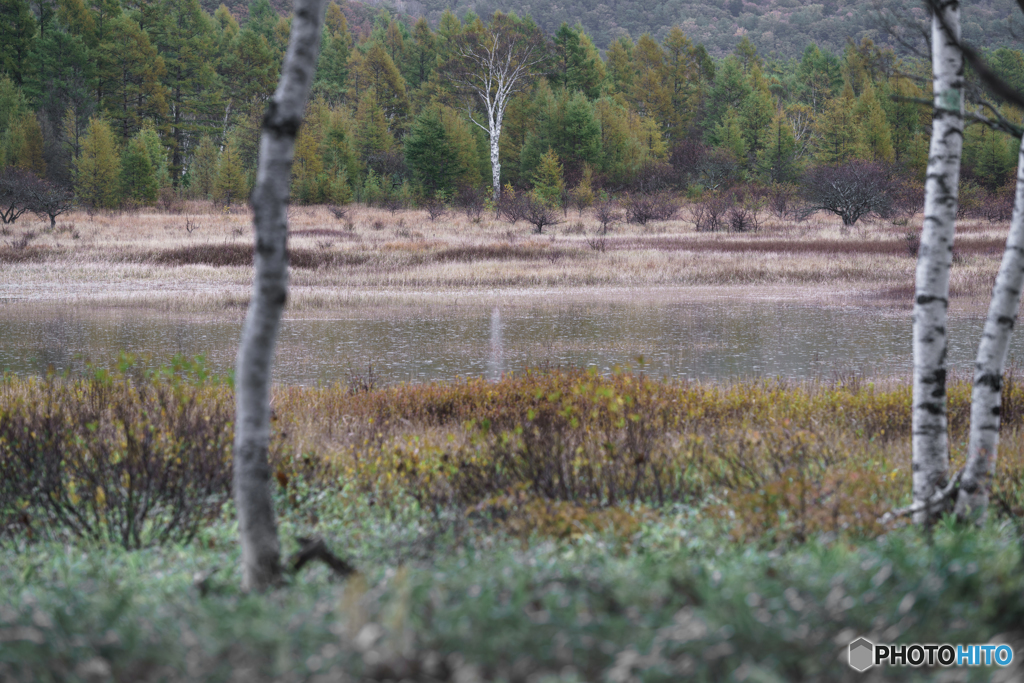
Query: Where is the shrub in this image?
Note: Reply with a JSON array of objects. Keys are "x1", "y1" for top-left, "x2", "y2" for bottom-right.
[
  {"x1": 801, "y1": 161, "x2": 896, "y2": 227},
  {"x1": 455, "y1": 184, "x2": 485, "y2": 222},
  {"x1": 623, "y1": 192, "x2": 679, "y2": 226},
  {"x1": 521, "y1": 192, "x2": 563, "y2": 233},
  {"x1": 0, "y1": 362, "x2": 233, "y2": 548},
  {"x1": 594, "y1": 199, "x2": 620, "y2": 234},
  {"x1": 0, "y1": 167, "x2": 47, "y2": 225},
  {"x1": 690, "y1": 193, "x2": 730, "y2": 232}
]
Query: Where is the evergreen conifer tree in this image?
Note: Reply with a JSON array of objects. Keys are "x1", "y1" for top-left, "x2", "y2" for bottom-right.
[
  {"x1": 120, "y1": 133, "x2": 157, "y2": 203},
  {"x1": 405, "y1": 106, "x2": 456, "y2": 197},
  {"x1": 75, "y1": 115, "x2": 121, "y2": 208},
  {"x1": 533, "y1": 147, "x2": 564, "y2": 207},
  {"x1": 190, "y1": 134, "x2": 218, "y2": 199},
  {"x1": 213, "y1": 139, "x2": 247, "y2": 205},
  {"x1": 139, "y1": 125, "x2": 170, "y2": 188},
  {"x1": 757, "y1": 109, "x2": 798, "y2": 183},
  {"x1": 853, "y1": 82, "x2": 894, "y2": 163},
  {"x1": 815, "y1": 84, "x2": 863, "y2": 164},
  {"x1": 14, "y1": 112, "x2": 46, "y2": 176},
  {"x1": 741, "y1": 63, "x2": 775, "y2": 162},
  {"x1": 354, "y1": 90, "x2": 393, "y2": 162},
  {"x1": 714, "y1": 107, "x2": 747, "y2": 163}
]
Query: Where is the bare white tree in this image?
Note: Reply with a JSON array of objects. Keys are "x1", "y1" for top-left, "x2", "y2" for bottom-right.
[
  {"x1": 911, "y1": 0, "x2": 964, "y2": 526},
  {"x1": 234, "y1": 0, "x2": 328, "y2": 592},
  {"x1": 448, "y1": 12, "x2": 548, "y2": 202}
]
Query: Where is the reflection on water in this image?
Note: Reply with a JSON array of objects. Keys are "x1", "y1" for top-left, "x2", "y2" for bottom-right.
[{"x1": 0, "y1": 300, "x2": 1013, "y2": 385}]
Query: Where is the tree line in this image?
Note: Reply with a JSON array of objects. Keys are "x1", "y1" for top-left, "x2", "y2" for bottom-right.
[{"x1": 1, "y1": 0, "x2": 1023, "y2": 213}]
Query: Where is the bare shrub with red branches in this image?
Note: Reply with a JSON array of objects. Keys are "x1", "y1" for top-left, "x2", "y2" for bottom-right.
[
  {"x1": 623, "y1": 192, "x2": 679, "y2": 226},
  {"x1": 801, "y1": 161, "x2": 897, "y2": 227}
]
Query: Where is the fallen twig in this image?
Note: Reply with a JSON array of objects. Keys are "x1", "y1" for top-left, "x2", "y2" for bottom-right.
[{"x1": 288, "y1": 536, "x2": 356, "y2": 577}]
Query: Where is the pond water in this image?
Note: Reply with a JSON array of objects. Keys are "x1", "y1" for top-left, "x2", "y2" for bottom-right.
[{"x1": 0, "y1": 300, "x2": 1016, "y2": 385}]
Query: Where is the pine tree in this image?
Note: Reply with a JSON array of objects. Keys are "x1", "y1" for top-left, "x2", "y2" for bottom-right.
[
  {"x1": 439, "y1": 105, "x2": 484, "y2": 190},
  {"x1": 292, "y1": 125, "x2": 326, "y2": 203},
  {"x1": 354, "y1": 90, "x2": 393, "y2": 162},
  {"x1": 244, "y1": 0, "x2": 277, "y2": 44},
  {"x1": 757, "y1": 109, "x2": 798, "y2": 183},
  {"x1": 405, "y1": 105, "x2": 457, "y2": 197},
  {"x1": 190, "y1": 134, "x2": 217, "y2": 199},
  {"x1": 629, "y1": 34, "x2": 671, "y2": 126},
  {"x1": 120, "y1": 133, "x2": 157, "y2": 203},
  {"x1": 221, "y1": 29, "x2": 278, "y2": 105},
  {"x1": 815, "y1": 85, "x2": 862, "y2": 165},
  {"x1": 349, "y1": 41, "x2": 408, "y2": 129},
  {"x1": 155, "y1": 0, "x2": 223, "y2": 182},
  {"x1": 533, "y1": 147, "x2": 564, "y2": 207},
  {"x1": 559, "y1": 90, "x2": 602, "y2": 176},
  {"x1": 552, "y1": 23, "x2": 602, "y2": 99},
  {"x1": 313, "y1": 28, "x2": 351, "y2": 104},
  {"x1": 853, "y1": 82, "x2": 894, "y2": 163},
  {"x1": 571, "y1": 162, "x2": 595, "y2": 214},
  {"x1": 714, "y1": 107, "x2": 747, "y2": 163},
  {"x1": 403, "y1": 17, "x2": 436, "y2": 92},
  {"x1": 75, "y1": 116, "x2": 121, "y2": 208},
  {"x1": 99, "y1": 14, "x2": 168, "y2": 141},
  {"x1": 705, "y1": 55, "x2": 751, "y2": 133},
  {"x1": 137, "y1": 126, "x2": 168, "y2": 188},
  {"x1": 741, "y1": 63, "x2": 775, "y2": 162},
  {"x1": 661, "y1": 26, "x2": 700, "y2": 141},
  {"x1": 796, "y1": 44, "x2": 842, "y2": 112},
  {"x1": 605, "y1": 36, "x2": 634, "y2": 95},
  {"x1": 324, "y1": 1, "x2": 345, "y2": 33},
  {"x1": 885, "y1": 76, "x2": 927, "y2": 166},
  {"x1": 213, "y1": 139, "x2": 247, "y2": 205},
  {"x1": 0, "y1": 0, "x2": 37, "y2": 85},
  {"x1": 14, "y1": 112, "x2": 46, "y2": 176}
]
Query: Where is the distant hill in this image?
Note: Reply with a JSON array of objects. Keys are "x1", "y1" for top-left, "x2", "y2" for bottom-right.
[
  {"x1": 200, "y1": 0, "x2": 1023, "y2": 59},
  {"x1": 201, "y1": 0, "x2": 393, "y2": 38}
]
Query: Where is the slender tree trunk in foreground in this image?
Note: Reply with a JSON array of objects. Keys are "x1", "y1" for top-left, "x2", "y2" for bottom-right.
[
  {"x1": 912, "y1": 0, "x2": 964, "y2": 526},
  {"x1": 956, "y1": 136, "x2": 1024, "y2": 523},
  {"x1": 234, "y1": 0, "x2": 327, "y2": 592}
]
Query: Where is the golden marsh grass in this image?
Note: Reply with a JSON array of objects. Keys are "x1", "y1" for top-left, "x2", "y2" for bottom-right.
[{"x1": 0, "y1": 201, "x2": 1012, "y2": 316}]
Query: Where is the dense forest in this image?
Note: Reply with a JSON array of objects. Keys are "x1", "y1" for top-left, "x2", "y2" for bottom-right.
[{"x1": 1, "y1": 0, "x2": 1023, "y2": 213}]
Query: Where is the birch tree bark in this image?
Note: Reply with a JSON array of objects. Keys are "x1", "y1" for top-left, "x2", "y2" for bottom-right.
[
  {"x1": 233, "y1": 0, "x2": 327, "y2": 592},
  {"x1": 955, "y1": 137, "x2": 1024, "y2": 523},
  {"x1": 447, "y1": 13, "x2": 547, "y2": 202},
  {"x1": 912, "y1": 0, "x2": 964, "y2": 526}
]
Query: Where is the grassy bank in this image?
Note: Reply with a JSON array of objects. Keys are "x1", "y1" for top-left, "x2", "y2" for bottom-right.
[
  {"x1": 2, "y1": 367, "x2": 1024, "y2": 680},
  {"x1": 0, "y1": 202, "x2": 1011, "y2": 312}
]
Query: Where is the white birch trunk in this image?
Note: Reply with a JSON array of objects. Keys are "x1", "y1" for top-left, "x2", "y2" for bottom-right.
[
  {"x1": 489, "y1": 120, "x2": 501, "y2": 202},
  {"x1": 912, "y1": 1, "x2": 964, "y2": 526},
  {"x1": 955, "y1": 136, "x2": 1024, "y2": 523},
  {"x1": 234, "y1": 0, "x2": 327, "y2": 592},
  {"x1": 452, "y1": 20, "x2": 545, "y2": 203}
]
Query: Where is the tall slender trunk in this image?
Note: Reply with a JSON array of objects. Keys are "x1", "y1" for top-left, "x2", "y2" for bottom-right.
[
  {"x1": 233, "y1": 0, "x2": 327, "y2": 592},
  {"x1": 956, "y1": 136, "x2": 1024, "y2": 523},
  {"x1": 489, "y1": 125, "x2": 501, "y2": 202},
  {"x1": 912, "y1": 0, "x2": 964, "y2": 526}
]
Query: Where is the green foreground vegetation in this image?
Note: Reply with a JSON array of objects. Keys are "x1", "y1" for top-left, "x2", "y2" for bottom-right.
[{"x1": 2, "y1": 363, "x2": 1024, "y2": 680}]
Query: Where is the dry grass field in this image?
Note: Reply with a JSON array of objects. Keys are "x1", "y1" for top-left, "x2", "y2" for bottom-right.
[{"x1": 0, "y1": 201, "x2": 1012, "y2": 316}]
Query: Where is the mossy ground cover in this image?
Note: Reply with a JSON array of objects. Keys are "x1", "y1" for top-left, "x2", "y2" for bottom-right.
[{"x1": 2, "y1": 365, "x2": 1024, "y2": 681}]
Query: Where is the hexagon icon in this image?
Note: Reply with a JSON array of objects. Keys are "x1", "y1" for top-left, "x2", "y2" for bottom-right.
[{"x1": 849, "y1": 637, "x2": 875, "y2": 672}]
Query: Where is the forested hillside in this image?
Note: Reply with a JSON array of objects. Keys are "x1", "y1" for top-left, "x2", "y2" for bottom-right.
[
  {"x1": 2, "y1": 0, "x2": 1023, "y2": 215},
  {"x1": 405, "y1": 0, "x2": 1023, "y2": 57}
]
